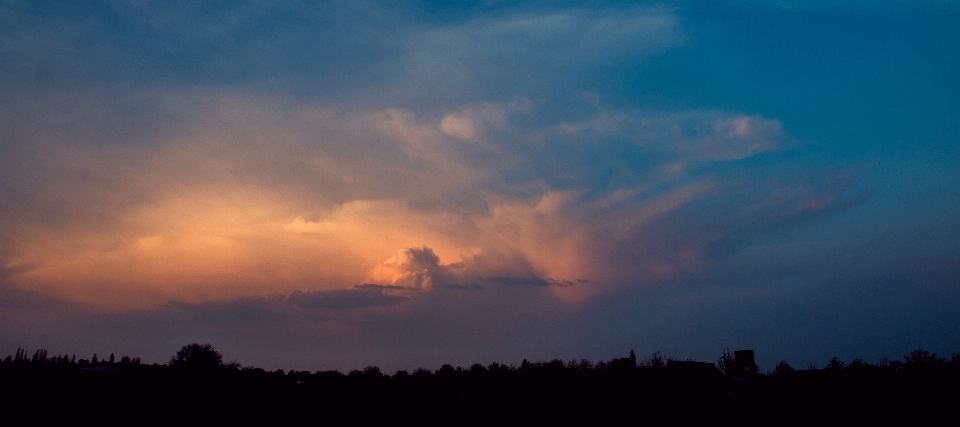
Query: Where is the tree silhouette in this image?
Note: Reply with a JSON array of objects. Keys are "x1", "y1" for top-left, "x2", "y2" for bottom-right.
[
  {"x1": 169, "y1": 343, "x2": 223, "y2": 371},
  {"x1": 824, "y1": 356, "x2": 845, "y2": 371},
  {"x1": 772, "y1": 360, "x2": 795, "y2": 376},
  {"x1": 716, "y1": 348, "x2": 735, "y2": 377},
  {"x1": 641, "y1": 351, "x2": 666, "y2": 370},
  {"x1": 902, "y1": 349, "x2": 945, "y2": 367}
]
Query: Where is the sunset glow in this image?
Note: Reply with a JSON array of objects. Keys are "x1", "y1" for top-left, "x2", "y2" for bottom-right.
[{"x1": 2, "y1": 1, "x2": 958, "y2": 372}]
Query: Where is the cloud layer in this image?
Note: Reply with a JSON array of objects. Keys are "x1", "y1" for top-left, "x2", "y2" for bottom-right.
[
  {"x1": 2, "y1": 1, "x2": 958, "y2": 371},
  {"x1": 1, "y1": 88, "x2": 836, "y2": 309}
]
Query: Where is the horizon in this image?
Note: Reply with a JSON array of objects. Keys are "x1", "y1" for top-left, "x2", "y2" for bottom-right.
[
  {"x1": 1, "y1": 1, "x2": 958, "y2": 374},
  {"x1": 7, "y1": 344, "x2": 956, "y2": 375}
]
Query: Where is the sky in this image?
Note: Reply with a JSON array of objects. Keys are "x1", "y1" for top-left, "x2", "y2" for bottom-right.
[{"x1": 1, "y1": 0, "x2": 959, "y2": 372}]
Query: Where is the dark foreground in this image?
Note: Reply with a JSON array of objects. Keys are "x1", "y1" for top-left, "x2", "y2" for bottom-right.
[
  {"x1": 0, "y1": 365, "x2": 960, "y2": 425},
  {"x1": 2, "y1": 351, "x2": 958, "y2": 424}
]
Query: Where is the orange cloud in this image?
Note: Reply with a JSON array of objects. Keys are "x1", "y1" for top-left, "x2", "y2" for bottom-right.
[{"x1": 2, "y1": 90, "x2": 815, "y2": 313}]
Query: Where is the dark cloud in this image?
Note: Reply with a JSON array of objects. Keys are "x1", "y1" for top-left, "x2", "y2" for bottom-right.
[
  {"x1": 476, "y1": 276, "x2": 574, "y2": 287},
  {"x1": 588, "y1": 169, "x2": 871, "y2": 284},
  {"x1": 0, "y1": 1, "x2": 407, "y2": 92},
  {"x1": 165, "y1": 294, "x2": 294, "y2": 324},
  {"x1": 435, "y1": 283, "x2": 483, "y2": 291},
  {"x1": 289, "y1": 287, "x2": 409, "y2": 310}
]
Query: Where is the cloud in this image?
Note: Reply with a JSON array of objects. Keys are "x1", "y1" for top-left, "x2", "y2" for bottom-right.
[
  {"x1": 369, "y1": 246, "x2": 461, "y2": 290},
  {"x1": 419, "y1": 7, "x2": 681, "y2": 66},
  {"x1": 478, "y1": 276, "x2": 574, "y2": 288},
  {"x1": 439, "y1": 103, "x2": 512, "y2": 141},
  {"x1": 0, "y1": 1, "x2": 408, "y2": 93},
  {"x1": 557, "y1": 110, "x2": 790, "y2": 162},
  {"x1": 717, "y1": 0, "x2": 954, "y2": 12},
  {"x1": 0, "y1": 86, "x2": 861, "y2": 310},
  {"x1": 396, "y1": 6, "x2": 683, "y2": 99},
  {"x1": 165, "y1": 294, "x2": 294, "y2": 324},
  {"x1": 1, "y1": 3, "x2": 682, "y2": 106},
  {"x1": 2, "y1": 0, "x2": 958, "y2": 377},
  {"x1": 0, "y1": 3, "x2": 866, "y2": 313},
  {"x1": 365, "y1": 245, "x2": 577, "y2": 292},
  {"x1": 289, "y1": 287, "x2": 409, "y2": 310}
]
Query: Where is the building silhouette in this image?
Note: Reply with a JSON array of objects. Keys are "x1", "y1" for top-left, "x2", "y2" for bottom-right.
[{"x1": 734, "y1": 350, "x2": 757, "y2": 380}]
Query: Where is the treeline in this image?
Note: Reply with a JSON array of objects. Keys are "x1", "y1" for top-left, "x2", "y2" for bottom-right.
[
  {"x1": 3, "y1": 348, "x2": 141, "y2": 367},
  {"x1": 1, "y1": 346, "x2": 958, "y2": 422},
  {"x1": 4, "y1": 345, "x2": 957, "y2": 380}
]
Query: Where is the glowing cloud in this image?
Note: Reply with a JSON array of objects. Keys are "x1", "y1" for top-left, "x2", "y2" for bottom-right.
[
  {"x1": 0, "y1": 88, "x2": 828, "y2": 312},
  {"x1": 369, "y1": 246, "x2": 459, "y2": 290}
]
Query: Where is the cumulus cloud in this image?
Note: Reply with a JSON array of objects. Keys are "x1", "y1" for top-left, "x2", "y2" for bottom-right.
[
  {"x1": 369, "y1": 246, "x2": 462, "y2": 290},
  {"x1": 364, "y1": 245, "x2": 579, "y2": 292}
]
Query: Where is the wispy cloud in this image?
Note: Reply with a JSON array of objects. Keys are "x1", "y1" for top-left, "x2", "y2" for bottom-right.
[{"x1": 557, "y1": 110, "x2": 790, "y2": 162}]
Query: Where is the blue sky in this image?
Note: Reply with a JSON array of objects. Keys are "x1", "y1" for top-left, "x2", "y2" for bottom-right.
[{"x1": 1, "y1": 0, "x2": 958, "y2": 371}]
